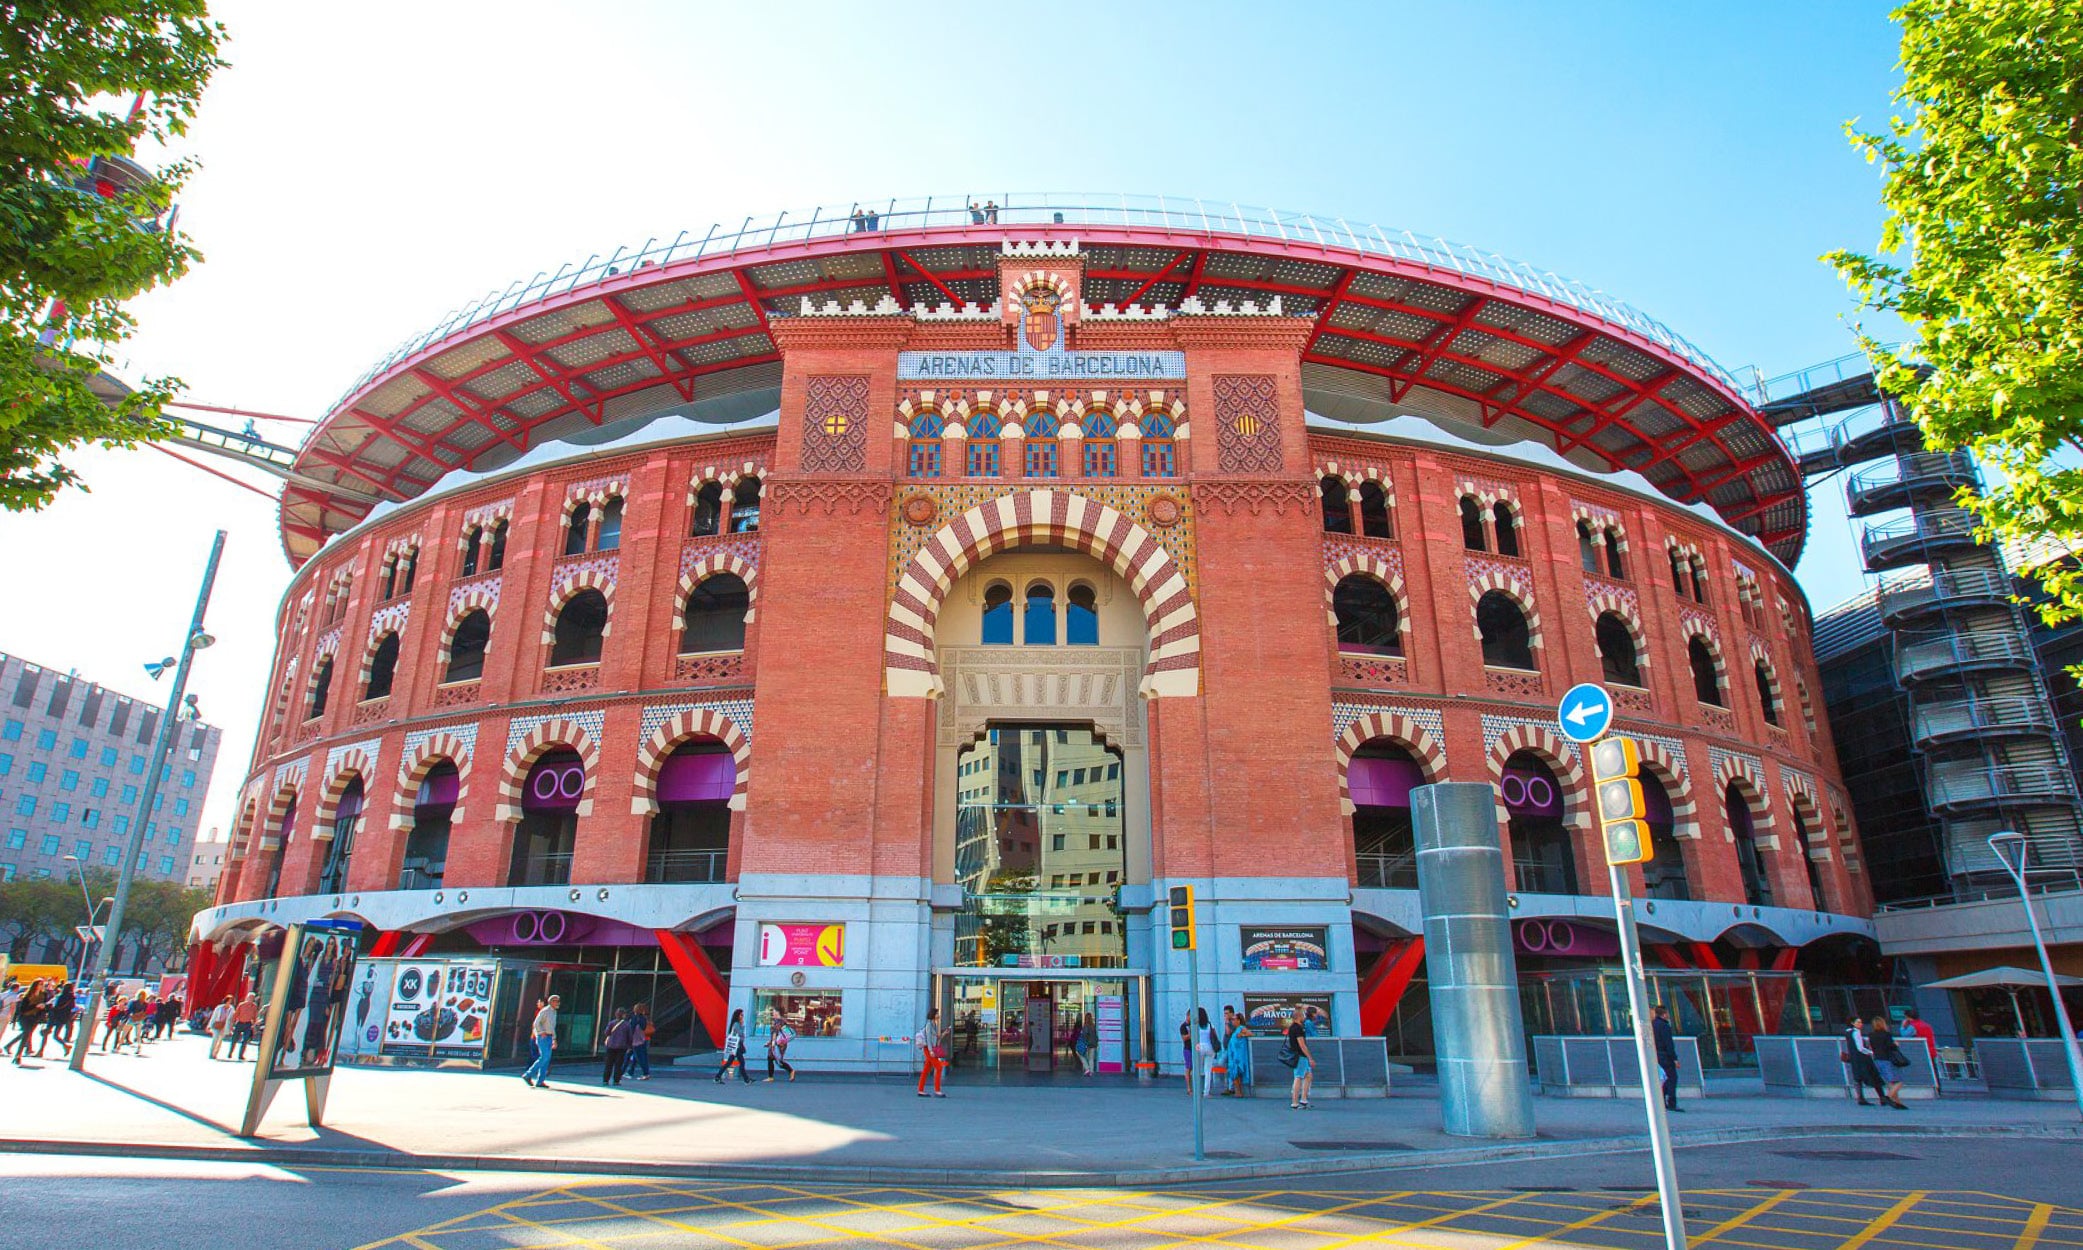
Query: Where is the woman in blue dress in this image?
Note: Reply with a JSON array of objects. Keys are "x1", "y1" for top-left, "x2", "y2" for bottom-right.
[{"x1": 1223, "y1": 1004, "x2": 1253, "y2": 1095}]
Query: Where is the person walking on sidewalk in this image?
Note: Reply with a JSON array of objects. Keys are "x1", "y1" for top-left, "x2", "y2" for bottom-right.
[
  {"x1": 1902, "y1": 1009, "x2": 1940, "y2": 1093},
  {"x1": 9, "y1": 979, "x2": 49, "y2": 1064},
  {"x1": 207, "y1": 997, "x2": 234, "y2": 1059},
  {"x1": 714, "y1": 1008, "x2": 752, "y2": 1084},
  {"x1": 1285, "y1": 1010, "x2": 1314, "y2": 1109},
  {"x1": 521, "y1": 994, "x2": 560, "y2": 1088},
  {"x1": 230, "y1": 994, "x2": 260, "y2": 1061},
  {"x1": 1651, "y1": 1004, "x2": 1683, "y2": 1112},
  {"x1": 916, "y1": 1006, "x2": 946, "y2": 1097},
  {"x1": 764, "y1": 1009, "x2": 796, "y2": 1082},
  {"x1": 600, "y1": 1007, "x2": 636, "y2": 1086},
  {"x1": 1843, "y1": 1018, "x2": 1888, "y2": 1107},
  {"x1": 1194, "y1": 1007, "x2": 1220, "y2": 1097},
  {"x1": 1869, "y1": 1015, "x2": 1911, "y2": 1110},
  {"x1": 627, "y1": 1003, "x2": 652, "y2": 1080},
  {"x1": 0, "y1": 981, "x2": 19, "y2": 1044},
  {"x1": 43, "y1": 981, "x2": 77, "y2": 1050}
]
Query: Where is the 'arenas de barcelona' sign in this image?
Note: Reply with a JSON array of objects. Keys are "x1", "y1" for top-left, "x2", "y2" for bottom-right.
[{"x1": 897, "y1": 347, "x2": 1186, "y2": 381}]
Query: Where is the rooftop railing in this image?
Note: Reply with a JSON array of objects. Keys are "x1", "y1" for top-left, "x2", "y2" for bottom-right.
[{"x1": 318, "y1": 192, "x2": 1744, "y2": 425}]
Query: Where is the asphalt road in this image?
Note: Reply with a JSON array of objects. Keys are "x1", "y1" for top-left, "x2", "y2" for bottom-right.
[{"x1": 0, "y1": 1136, "x2": 2076, "y2": 1250}]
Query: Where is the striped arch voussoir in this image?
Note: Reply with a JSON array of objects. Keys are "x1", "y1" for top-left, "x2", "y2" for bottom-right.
[
  {"x1": 1488, "y1": 726, "x2": 1589, "y2": 831},
  {"x1": 1335, "y1": 712, "x2": 1446, "y2": 815},
  {"x1": 542, "y1": 571, "x2": 615, "y2": 646},
  {"x1": 260, "y1": 783, "x2": 300, "y2": 852},
  {"x1": 1323, "y1": 554, "x2": 1411, "y2": 641},
  {"x1": 632, "y1": 709, "x2": 751, "y2": 815},
  {"x1": 1631, "y1": 739, "x2": 1698, "y2": 837},
  {"x1": 496, "y1": 721, "x2": 598, "y2": 824},
  {"x1": 674, "y1": 555, "x2": 760, "y2": 629},
  {"x1": 442, "y1": 586, "x2": 498, "y2": 655},
  {"x1": 313, "y1": 747, "x2": 375, "y2": 832},
  {"x1": 1467, "y1": 573, "x2": 1542, "y2": 647},
  {"x1": 1584, "y1": 586, "x2": 1649, "y2": 668},
  {"x1": 391, "y1": 734, "x2": 472, "y2": 832},
  {"x1": 884, "y1": 490, "x2": 1201, "y2": 700},
  {"x1": 1713, "y1": 755, "x2": 1776, "y2": 838},
  {"x1": 687, "y1": 460, "x2": 766, "y2": 505},
  {"x1": 1313, "y1": 461, "x2": 1396, "y2": 502}
]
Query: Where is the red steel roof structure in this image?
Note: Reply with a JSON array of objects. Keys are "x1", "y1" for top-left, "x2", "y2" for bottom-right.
[{"x1": 283, "y1": 194, "x2": 1802, "y2": 567}]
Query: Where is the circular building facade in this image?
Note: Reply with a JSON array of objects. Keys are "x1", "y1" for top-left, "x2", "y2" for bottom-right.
[{"x1": 194, "y1": 198, "x2": 1873, "y2": 1071}]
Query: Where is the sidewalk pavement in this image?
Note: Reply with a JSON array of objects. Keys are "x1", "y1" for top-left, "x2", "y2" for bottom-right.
[{"x1": 1, "y1": 1034, "x2": 2076, "y2": 1185}]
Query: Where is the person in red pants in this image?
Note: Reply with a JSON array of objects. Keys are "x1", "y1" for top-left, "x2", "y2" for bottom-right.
[{"x1": 916, "y1": 1006, "x2": 946, "y2": 1097}]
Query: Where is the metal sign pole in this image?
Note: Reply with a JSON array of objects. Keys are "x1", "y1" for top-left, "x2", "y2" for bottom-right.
[
  {"x1": 1188, "y1": 934, "x2": 1204, "y2": 1162},
  {"x1": 1607, "y1": 853, "x2": 1689, "y2": 1250}
]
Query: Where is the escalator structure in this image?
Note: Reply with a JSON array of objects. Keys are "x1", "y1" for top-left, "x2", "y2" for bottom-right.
[{"x1": 1763, "y1": 356, "x2": 2083, "y2": 889}]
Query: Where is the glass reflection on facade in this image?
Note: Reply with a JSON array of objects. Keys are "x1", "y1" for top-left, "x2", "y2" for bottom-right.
[{"x1": 954, "y1": 726, "x2": 1127, "y2": 969}]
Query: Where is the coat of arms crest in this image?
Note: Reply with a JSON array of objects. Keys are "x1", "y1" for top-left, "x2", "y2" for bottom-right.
[{"x1": 1021, "y1": 287, "x2": 1061, "y2": 353}]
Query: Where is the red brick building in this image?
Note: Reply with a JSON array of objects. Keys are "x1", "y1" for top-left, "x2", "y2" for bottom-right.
[{"x1": 194, "y1": 201, "x2": 1874, "y2": 1071}]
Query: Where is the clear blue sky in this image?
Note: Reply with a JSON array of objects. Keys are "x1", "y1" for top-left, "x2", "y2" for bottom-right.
[{"x1": 0, "y1": 0, "x2": 1906, "y2": 838}]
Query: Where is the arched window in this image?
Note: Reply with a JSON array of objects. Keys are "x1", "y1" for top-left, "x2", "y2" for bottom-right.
[
  {"x1": 461, "y1": 528, "x2": 482, "y2": 577},
  {"x1": 445, "y1": 610, "x2": 491, "y2": 683},
  {"x1": 263, "y1": 799, "x2": 295, "y2": 898},
  {"x1": 1638, "y1": 771, "x2": 1689, "y2": 900},
  {"x1": 1493, "y1": 501, "x2": 1520, "y2": 557},
  {"x1": 397, "y1": 548, "x2": 417, "y2": 595},
  {"x1": 1797, "y1": 676, "x2": 1817, "y2": 735},
  {"x1": 1794, "y1": 809, "x2": 1827, "y2": 910},
  {"x1": 486, "y1": 519, "x2": 507, "y2": 570},
  {"x1": 1688, "y1": 637, "x2": 1723, "y2": 706},
  {"x1": 1726, "y1": 784, "x2": 1773, "y2": 906},
  {"x1": 364, "y1": 633, "x2": 400, "y2": 701},
  {"x1": 306, "y1": 656, "x2": 334, "y2": 721},
  {"x1": 967, "y1": 411, "x2": 1002, "y2": 476},
  {"x1": 1504, "y1": 751, "x2": 1577, "y2": 894},
  {"x1": 728, "y1": 477, "x2": 761, "y2": 533},
  {"x1": 1690, "y1": 559, "x2": 1709, "y2": 604},
  {"x1": 510, "y1": 749, "x2": 583, "y2": 887},
  {"x1": 1350, "y1": 740, "x2": 1421, "y2": 888},
  {"x1": 564, "y1": 502, "x2": 591, "y2": 556},
  {"x1": 1459, "y1": 497, "x2": 1487, "y2": 551},
  {"x1": 318, "y1": 778, "x2": 363, "y2": 895},
  {"x1": 1141, "y1": 408, "x2": 1176, "y2": 477},
  {"x1": 1024, "y1": 407, "x2": 1059, "y2": 477},
  {"x1": 1477, "y1": 591, "x2": 1534, "y2": 669},
  {"x1": 1023, "y1": 581, "x2": 1057, "y2": 645},
  {"x1": 908, "y1": 408, "x2": 944, "y2": 477},
  {"x1": 1669, "y1": 549, "x2": 1689, "y2": 595},
  {"x1": 1596, "y1": 612, "x2": 1641, "y2": 686},
  {"x1": 1066, "y1": 582, "x2": 1099, "y2": 645},
  {"x1": 1577, "y1": 521, "x2": 1600, "y2": 573},
  {"x1": 1333, "y1": 575, "x2": 1401, "y2": 655},
  {"x1": 1358, "y1": 481, "x2": 1393, "y2": 538},
  {"x1": 1083, "y1": 408, "x2": 1117, "y2": 477},
  {"x1": 647, "y1": 739, "x2": 733, "y2": 882},
  {"x1": 378, "y1": 557, "x2": 398, "y2": 601},
  {"x1": 1755, "y1": 660, "x2": 1781, "y2": 725},
  {"x1": 981, "y1": 581, "x2": 1014, "y2": 644},
  {"x1": 1604, "y1": 530, "x2": 1626, "y2": 580},
  {"x1": 680, "y1": 574, "x2": 749, "y2": 653},
  {"x1": 398, "y1": 760, "x2": 456, "y2": 889},
  {"x1": 595, "y1": 497, "x2": 623, "y2": 551},
  {"x1": 690, "y1": 482, "x2": 724, "y2": 537},
  {"x1": 1320, "y1": 476, "x2": 1354, "y2": 534},
  {"x1": 549, "y1": 589, "x2": 608, "y2": 666}
]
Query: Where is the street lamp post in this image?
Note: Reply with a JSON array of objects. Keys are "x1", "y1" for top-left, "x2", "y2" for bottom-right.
[
  {"x1": 67, "y1": 530, "x2": 225, "y2": 1072},
  {"x1": 1986, "y1": 831, "x2": 2083, "y2": 1120}
]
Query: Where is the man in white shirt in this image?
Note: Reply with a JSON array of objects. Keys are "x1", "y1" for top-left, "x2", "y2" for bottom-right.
[{"x1": 522, "y1": 993, "x2": 561, "y2": 1088}]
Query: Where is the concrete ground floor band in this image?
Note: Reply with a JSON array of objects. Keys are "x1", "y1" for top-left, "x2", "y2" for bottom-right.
[{"x1": 187, "y1": 872, "x2": 1877, "y2": 1074}]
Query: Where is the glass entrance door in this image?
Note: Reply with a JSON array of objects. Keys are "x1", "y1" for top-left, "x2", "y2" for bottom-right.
[{"x1": 945, "y1": 976, "x2": 1125, "y2": 1074}]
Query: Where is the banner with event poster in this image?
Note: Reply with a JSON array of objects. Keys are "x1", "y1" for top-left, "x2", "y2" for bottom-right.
[
  {"x1": 1243, "y1": 994, "x2": 1335, "y2": 1037},
  {"x1": 333, "y1": 958, "x2": 392, "y2": 1061},
  {"x1": 375, "y1": 959, "x2": 496, "y2": 1060},
  {"x1": 757, "y1": 922, "x2": 845, "y2": 968},
  {"x1": 1240, "y1": 926, "x2": 1329, "y2": 971}
]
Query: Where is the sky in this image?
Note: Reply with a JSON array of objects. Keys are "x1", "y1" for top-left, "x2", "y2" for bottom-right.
[{"x1": 0, "y1": 0, "x2": 1907, "y2": 842}]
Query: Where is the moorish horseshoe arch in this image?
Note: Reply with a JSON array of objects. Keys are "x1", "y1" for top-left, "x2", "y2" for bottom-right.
[
  {"x1": 1334, "y1": 711, "x2": 1447, "y2": 815},
  {"x1": 884, "y1": 490, "x2": 1200, "y2": 698},
  {"x1": 495, "y1": 719, "x2": 601, "y2": 823},
  {"x1": 631, "y1": 708, "x2": 752, "y2": 814}
]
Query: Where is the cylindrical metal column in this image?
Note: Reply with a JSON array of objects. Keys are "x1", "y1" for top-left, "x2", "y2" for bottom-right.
[{"x1": 1412, "y1": 782, "x2": 1536, "y2": 1138}]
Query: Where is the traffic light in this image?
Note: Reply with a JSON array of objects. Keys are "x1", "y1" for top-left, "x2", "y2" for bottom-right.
[
  {"x1": 1589, "y1": 736, "x2": 1652, "y2": 866},
  {"x1": 1168, "y1": 885, "x2": 1196, "y2": 950}
]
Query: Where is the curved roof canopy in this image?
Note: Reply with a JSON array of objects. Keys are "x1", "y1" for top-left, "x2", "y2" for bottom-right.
[{"x1": 284, "y1": 194, "x2": 1801, "y2": 566}]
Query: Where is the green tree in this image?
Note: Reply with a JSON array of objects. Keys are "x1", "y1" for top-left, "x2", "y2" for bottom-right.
[
  {"x1": 119, "y1": 877, "x2": 210, "y2": 973},
  {"x1": 0, "y1": 876, "x2": 79, "y2": 962},
  {"x1": 1, "y1": 1, "x2": 225, "y2": 511},
  {"x1": 1830, "y1": 0, "x2": 2083, "y2": 622}
]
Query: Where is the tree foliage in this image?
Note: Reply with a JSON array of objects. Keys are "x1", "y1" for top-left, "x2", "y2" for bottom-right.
[
  {"x1": 0, "y1": 1, "x2": 225, "y2": 511},
  {"x1": 0, "y1": 871, "x2": 208, "y2": 972},
  {"x1": 1829, "y1": 0, "x2": 2083, "y2": 620}
]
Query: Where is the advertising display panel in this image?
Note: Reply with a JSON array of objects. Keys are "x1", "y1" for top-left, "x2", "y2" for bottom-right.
[
  {"x1": 1243, "y1": 994, "x2": 1335, "y2": 1036},
  {"x1": 333, "y1": 958, "x2": 392, "y2": 1061},
  {"x1": 757, "y1": 923, "x2": 845, "y2": 968},
  {"x1": 750, "y1": 989, "x2": 842, "y2": 1037},
  {"x1": 1095, "y1": 994, "x2": 1126, "y2": 1074},
  {"x1": 258, "y1": 924, "x2": 360, "y2": 1079},
  {"x1": 377, "y1": 959, "x2": 495, "y2": 1059},
  {"x1": 1240, "y1": 926, "x2": 1329, "y2": 971}
]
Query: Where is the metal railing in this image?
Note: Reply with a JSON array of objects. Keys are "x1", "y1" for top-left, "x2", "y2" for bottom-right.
[
  {"x1": 1912, "y1": 696, "x2": 2055, "y2": 743},
  {"x1": 1784, "y1": 399, "x2": 1917, "y2": 463},
  {"x1": 508, "y1": 851, "x2": 574, "y2": 888},
  {"x1": 644, "y1": 848, "x2": 728, "y2": 884},
  {"x1": 1846, "y1": 453, "x2": 1976, "y2": 502},
  {"x1": 1355, "y1": 850, "x2": 1418, "y2": 891},
  {"x1": 1751, "y1": 349, "x2": 1881, "y2": 409},
  {"x1": 1928, "y1": 763, "x2": 2074, "y2": 809},
  {"x1": 1877, "y1": 567, "x2": 2012, "y2": 620},
  {"x1": 1875, "y1": 872, "x2": 2083, "y2": 911},
  {"x1": 318, "y1": 192, "x2": 1743, "y2": 421},
  {"x1": 1895, "y1": 630, "x2": 2035, "y2": 682},
  {"x1": 396, "y1": 864, "x2": 443, "y2": 891},
  {"x1": 1862, "y1": 509, "x2": 1979, "y2": 564}
]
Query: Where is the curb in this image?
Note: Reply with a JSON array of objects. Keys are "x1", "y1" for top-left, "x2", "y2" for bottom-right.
[{"x1": 2, "y1": 1122, "x2": 2077, "y2": 1187}]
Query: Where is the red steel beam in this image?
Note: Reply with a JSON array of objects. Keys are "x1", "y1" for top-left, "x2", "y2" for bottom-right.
[
  {"x1": 1358, "y1": 937, "x2": 1427, "y2": 1037},
  {"x1": 894, "y1": 250, "x2": 965, "y2": 307},
  {"x1": 1113, "y1": 252, "x2": 1192, "y2": 309}
]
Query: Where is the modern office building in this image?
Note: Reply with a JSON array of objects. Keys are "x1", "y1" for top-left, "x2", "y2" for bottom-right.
[
  {"x1": 188, "y1": 197, "x2": 1875, "y2": 1071},
  {"x1": 0, "y1": 650, "x2": 223, "y2": 884}
]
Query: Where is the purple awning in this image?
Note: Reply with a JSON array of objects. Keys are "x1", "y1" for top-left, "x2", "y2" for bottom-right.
[
  {"x1": 659, "y1": 750, "x2": 734, "y2": 803},
  {"x1": 1349, "y1": 756, "x2": 1423, "y2": 809}
]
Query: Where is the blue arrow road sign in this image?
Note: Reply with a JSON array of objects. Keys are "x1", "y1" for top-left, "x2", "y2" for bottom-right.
[{"x1": 1557, "y1": 682, "x2": 1614, "y2": 744}]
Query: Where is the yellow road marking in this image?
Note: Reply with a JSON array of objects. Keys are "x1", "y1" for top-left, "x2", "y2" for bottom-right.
[
  {"x1": 1690, "y1": 1189, "x2": 1799, "y2": 1245},
  {"x1": 2017, "y1": 1204, "x2": 2058, "y2": 1250},
  {"x1": 1479, "y1": 1190, "x2": 1662, "y2": 1250},
  {"x1": 1836, "y1": 1192, "x2": 1929, "y2": 1250}
]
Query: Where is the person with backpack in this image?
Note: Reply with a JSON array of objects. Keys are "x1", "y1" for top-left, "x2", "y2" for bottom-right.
[
  {"x1": 600, "y1": 1006, "x2": 637, "y2": 1086},
  {"x1": 627, "y1": 1002, "x2": 653, "y2": 1080},
  {"x1": 714, "y1": 1008, "x2": 752, "y2": 1084},
  {"x1": 764, "y1": 1008, "x2": 796, "y2": 1082}
]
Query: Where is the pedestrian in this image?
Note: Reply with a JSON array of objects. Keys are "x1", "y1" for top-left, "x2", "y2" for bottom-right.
[
  {"x1": 916, "y1": 1005, "x2": 946, "y2": 1097},
  {"x1": 1070, "y1": 1012, "x2": 1093, "y2": 1076},
  {"x1": 0, "y1": 980, "x2": 20, "y2": 1043},
  {"x1": 125, "y1": 990, "x2": 151, "y2": 1052},
  {"x1": 1869, "y1": 1015, "x2": 1911, "y2": 1109},
  {"x1": 1651, "y1": 1004, "x2": 1683, "y2": 1112},
  {"x1": 1843, "y1": 1017, "x2": 1888, "y2": 1107},
  {"x1": 521, "y1": 993, "x2": 560, "y2": 1088},
  {"x1": 1223, "y1": 1005, "x2": 1254, "y2": 1096},
  {"x1": 714, "y1": 1008, "x2": 753, "y2": 1084},
  {"x1": 600, "y1": 1007, "x2": 636, "y2": 1086},
  {"x1": 44, "y1": 981, "x2": 77, "y2": 1050},
  {"x1": 763, "y1": 1008, "x2": 796, "y2": 1082},
  {"x1": 1902, "y1": 1009, "x2": 1940, "y2": 1092},
  {"x1": 230, "y1": 993, "x2": 260, "y2": 1061},
  {"x1": 1285, "y1": 1010, "x2": 1315, "y2": 1109},
  {"x1": 1179, "y1": 1015, "x2": 1193, "y2": 1090},
  {"x1": 9, "y1": 979, "x2": 49, "y2": 1064},
  {"x1": 983, "y1": 200, "x2": 999, "y2": 224},
  {"x1": 628, "y1": 1002, "x2": 652, "y2": 1080},
  {"x1": 1194, "y1": 1007, "x2": 1220, "y2": 1096},
  {"x1": 969, "y1": 201, "x2": 985, "y2": 225},
  {"x1": 207, "y1": 997, "x2": 234, "y2": 1059}
]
